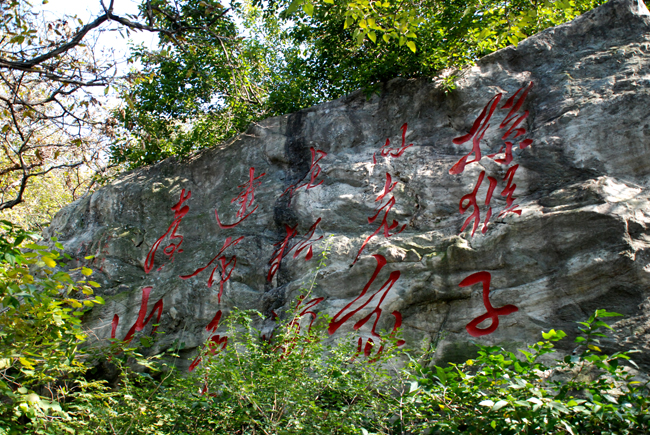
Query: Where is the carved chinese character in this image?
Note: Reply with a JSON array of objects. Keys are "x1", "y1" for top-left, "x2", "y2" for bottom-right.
[
  {"x1": 449, "y1": 94, "x2": 502, "y2": 175},
  {"x1": 373, "y1": 123, "x2": 413, "y2": 164},
  {"x1": 329, "y1": 254, "x2": 405, "y2": 362},
  {"x1": 498, "y1": 165, "x2": 522, "y2": 217},
  {"x1": 268, "y1": 218, "x2": 322, "y2": 282},
  {"x1": 459, "y1": 171, "x2": 498, "y2": 236},
  {"x1": 189, "y1": 310, "x2": 228, "y2": 372},
  {"x1": 144, "y1": 189, "x2": 191, "y2": 273},
  {"x1": 354, "y1": 172, "x2": 406, "y2": 264},
  {"x1": 490, "y1": 82, "x2": 535, "y2": 166},
  {"x1": 180, "y1": 236, "x2": 244, "y2": 303},
  {"x1": 215, "y1": 167, "x2": 265, "y2": 229},
  {"x1": 460, "y1": 271, "x2": 518, "y2": 337},
  {"x1": 267, "y1": 225, "x2": 297, "y2": 282},
  {"x1": 111, "y1": 286, "x2": 163, "y2": 344},
  {"x1": 282, "y1": 148, "x2": 327, "y2": 205}
]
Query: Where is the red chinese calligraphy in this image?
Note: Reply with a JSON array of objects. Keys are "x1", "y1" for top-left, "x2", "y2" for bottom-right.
[
  {"x1": 292, "y1": 218, "x2": 323, "y2": 261},
  {"x1": 268, "y1": 218, "x2": 323, "y2": 282},
  {"x1": 329, "y1": 254, "x2": 405, "y2": 362},
  {"x1": 189, "y1": 309, "x2": 228, "y2": 372},
  {"x1": 498, "y1": 164, "x2": 522, "y2": 217},
  {"x1": 375, "y1": 173, "x2": 398, "y2": 203},
  {"x1": 329, "y1": 254, "x2": 404, "y2": 341},
  {"x1": 268, "y1": 224, "x2": 298, "y2": 282},
  {"x1": 111, "y1": 286, "x2": 164, "y2": 344},
  {"x1": 215, "y1": 167, "x2": 265, "y2": 229},
  {"x1": 282, "y1": 148, "x2": 327, "y2": 205},
  {"x1": 459, "y1": 171, "x2": 498, "y2": 236},
  {"x1": 490, "y1": 81, "x2": 534, "y2": 165},
  {"x1": 449, "y1": 94, "x2": 502, "y2": 175},
  {"x1": 289, "y1": 295, "x2": 325, "y2": 334},
  {"x1": 144, "y1": 189, "x2": 191, "y2": 274},
  {"x1": 354, "y1": 172, "x2": 406, "y2": 264},
  {"x1": 460, "y1": 271, "x2": 518, "y2": 337},
  {"x1": 352, "y1": 311, "x2": 404, "y2": 363},
  {"x1": 373, "y1": 123, "x2": 413, "y2": 164},
  {"x1": 179, "y1": 236, "x2": 244, "y2": 303},
  {"x1": 275, "y1": 295, "x2": 325, "y2": 357}
]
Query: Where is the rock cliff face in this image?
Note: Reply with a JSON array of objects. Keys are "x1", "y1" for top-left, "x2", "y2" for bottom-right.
[{"x1": 47, "y1": 0, "x2": 650, "y2": 369}]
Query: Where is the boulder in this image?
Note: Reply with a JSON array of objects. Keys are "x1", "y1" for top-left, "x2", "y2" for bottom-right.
[{"x1": 47, "y1": 0, "x2": 650, "y2": 369}]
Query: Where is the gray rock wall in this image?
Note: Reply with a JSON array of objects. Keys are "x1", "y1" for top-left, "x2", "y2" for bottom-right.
[{"x1": 47, "y1": 0, "x2": 650, "y2": 369}]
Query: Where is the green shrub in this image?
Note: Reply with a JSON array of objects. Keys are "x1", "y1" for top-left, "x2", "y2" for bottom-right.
[
  {"x1": 1, "y1": 221, "x2": 649, "y2": 434},
  {"x1": 0, "y1": 220, "x2": 107, "y2": 434},
  {"x1": 403, "y1": 310, "x2": 650, "y2": 434}
]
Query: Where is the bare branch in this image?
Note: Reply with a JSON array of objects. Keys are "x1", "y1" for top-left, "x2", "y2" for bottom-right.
[{"x1": 0, "y1": 161, "x2": 84, "y2": 211}]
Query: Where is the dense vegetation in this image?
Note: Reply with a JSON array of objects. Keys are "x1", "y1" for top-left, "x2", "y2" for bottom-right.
[{"x1": 0, "y1": 225, "x2": 648, "y2": 434}]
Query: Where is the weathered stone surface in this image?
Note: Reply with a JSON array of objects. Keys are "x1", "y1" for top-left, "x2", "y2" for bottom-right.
[{"x1": 47, "y1": 0, "x2": 650, "y2": 369}]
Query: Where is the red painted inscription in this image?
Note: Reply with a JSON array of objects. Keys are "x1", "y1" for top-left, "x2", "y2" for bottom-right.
[{"x1": 459, "y1": 271, "x2": 518, "y2": 337}]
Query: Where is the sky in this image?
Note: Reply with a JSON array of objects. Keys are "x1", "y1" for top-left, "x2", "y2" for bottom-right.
[{"x1": 37, "y1": 0, "x2": 160, "y2": 78}]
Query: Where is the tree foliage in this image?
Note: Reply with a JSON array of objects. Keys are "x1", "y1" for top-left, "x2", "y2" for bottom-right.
[
  {"x1": 114, "y1": 0, "x2": 608, "y2": 169},
  {"x1": 265, "y1": 0, "x2": 607, "y2": 107},
  {"x1": 0, "y1": 0, "x2": 236, "y2": 215},
  {"x1": 110, "y1": 0, "x2": 274, "y2": 167}
]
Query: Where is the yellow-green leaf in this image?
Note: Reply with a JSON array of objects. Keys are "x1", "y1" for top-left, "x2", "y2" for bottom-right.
[
  {"x1": 368, "y1": 31, "x2": 376, "y2": 43},
  {"x1": 19, "y1": 357, "x2": 34, "y2": 369},
  {"x1": 42, "y1": 256, "x2": 56, "y2": 268},
  {"x1": 382, "y1": 33, "x2": 390, "y2": 43},
  {"x1": 81, "y1": 267, "x2": 92, "y2": 276},
  {"x1": 285, "y1": 0, "x2": 302, "y2": 15},
  {"x1": 588, "y1": 345, "x2": 602, "y2": 352},
  {"x1": 407, "y1": 40, "x2": 416, "y2": 53},
  {"x1": 303, "y1": 2, "x2": 314, "y2": 17}
]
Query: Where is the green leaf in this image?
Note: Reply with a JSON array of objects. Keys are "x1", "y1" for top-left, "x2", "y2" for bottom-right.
[
  {"x1": 492, "y1": 400, "x2": 508, "y2": 411},
  {"x1": 303, "y1": 2, "x2": 314, "y2": 17},
  {"x1": 406, "y1": 41, "x2": 416, "y2": 53},
  {"x1": 595, "y1": 310, "x2": 623, "y2": 318},
  {"x1": 42, "y1": 256, "x2": 56, "y2": 268},
  {"x1": 368, "y1": 31, "x2": 376, "y2": 43},
  {"x1": 435, "y1": 366, "x2": 447, "y2": 384},
  {"x1": 479, "y1": 399, "x2": 494, "y2": 407},
  {"x1": 285, "y1": 0, "x2": 302, "y2": 15}
]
